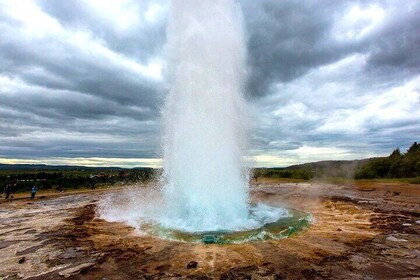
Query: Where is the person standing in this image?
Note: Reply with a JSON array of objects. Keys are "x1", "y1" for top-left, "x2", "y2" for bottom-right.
[
  {"x1": 31, "y1": 185, "x2": 37, "y2": 199},
  {"x1": 5, "y1": 183, "x2": 11, "y2": 199},
  {"x1": 10, "y1": 181, "x2": 17, "y2": 199}
]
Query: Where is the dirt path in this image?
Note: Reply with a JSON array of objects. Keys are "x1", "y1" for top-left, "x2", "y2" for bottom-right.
[{"x1": 0, "y1": 182, "x2": 419, "y2": 279}]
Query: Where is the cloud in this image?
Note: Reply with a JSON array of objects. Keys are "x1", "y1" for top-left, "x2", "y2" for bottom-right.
[
  {"x1": 35, "y1": 0, "x2": 167, "y2": 60},
  {"x1": 241, "y1": 0, "x2": 420, "y2": 97},
  {"x1": 250, "y1": 53, "x2": 420, "y2": 164},
  {"x1": 0, "y1": 0, "x2": 419, "y2": 167},
  {"x1": 0, "y1": 157, "x2": 162, "y2": 168}
]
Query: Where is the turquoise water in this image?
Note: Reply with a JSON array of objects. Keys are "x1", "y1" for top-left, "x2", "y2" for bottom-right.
[{"x1": 141, "y1": 208, "x2": 312, "y2": 244}]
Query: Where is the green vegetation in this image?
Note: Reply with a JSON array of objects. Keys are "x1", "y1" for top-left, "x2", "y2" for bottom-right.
[
  {"x1": 354, "y1": 142, "x2": 420, "y2": 179},
  {"x1": 254, "y1": 142, "x2": 420, "y2": 182},
  {"x1": 254, "y1": 168, "x2": 314, "y2": 180},
  {"x1": 254, "y1": 160, "x2": 361, "y2": 181},
  {"x1": 0, "y1": 168, "x2": 155, "y2": 193}
]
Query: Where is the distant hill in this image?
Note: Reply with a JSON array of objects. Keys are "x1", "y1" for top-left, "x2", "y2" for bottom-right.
[
  {"x1": 286, "y1": 158, "x2": 375, "y2": 169},
  {"x1": 0, "y1": 163, "x2": 128, "y2": 171},
  {"x1": 254, "y1": 158, "x2": 377, "y2": 179},
  {"x1": 255, "y1": 142, "x2": 419, "y2": 180}
]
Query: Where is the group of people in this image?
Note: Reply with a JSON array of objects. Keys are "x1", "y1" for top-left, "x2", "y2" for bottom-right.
[
  {"x1": 2, "y1": 181, "x2": 38, "y2": 200},
  {"x1": 2, "y1": 182, "x2": 16, "y2": 199}
]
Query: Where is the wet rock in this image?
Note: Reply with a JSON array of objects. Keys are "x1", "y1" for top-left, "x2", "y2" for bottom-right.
[
  {"x1": 402, "y1": 223, "x2": 411, "y2": 226},
  {"x1": 251, "y1": 267, "x2": 281, "y2": 280},
  {"x1": 386, "y1": 235, "x2": 408, "y2": 242},
  {"x1": 358, "y1": 188, "x2": 375, "y2": 192},
  {"x1": 220, "y1": 265, "x2": 258, "y2": 280},
  {"x1": 186, "y1": 275, "x2": 211, "y2": 280},
  {"x1": 187, "y1": 261, "x2": 198, "y2": 269},
  {"x1": 18, "y1": 257, "x2": 26, "y2": 264},
  {"x1": 301, "y1": 268, "x2": 320, "y2": 279},
  {"x1": 17, "y1": 244, "x2": 45, "y2": 255},
  {"x1": 58, "y1": 262, "x2": 95, "y2": 278},
  {"x1": 60, "y1": 248, "x2": 78, "y2": 259},
  {"x1": 155, "y1": 264, "x2": 171, "y2": 271},
  {"x1": 349, "y1": 255, "x2": 368, "y2": 270},
  {"x1": 220, "y1": 266, "x2": 284, "y2": 280}
]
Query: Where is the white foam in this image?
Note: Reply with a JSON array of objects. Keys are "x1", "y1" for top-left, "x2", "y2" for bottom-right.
[{"x1": 99, "y1": 187, "x2": 292, "y2": 233}]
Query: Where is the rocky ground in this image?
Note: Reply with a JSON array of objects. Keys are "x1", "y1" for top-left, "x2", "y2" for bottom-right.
[{"x1": 0, "y1": 182, "x2": 419, "y2": 279}]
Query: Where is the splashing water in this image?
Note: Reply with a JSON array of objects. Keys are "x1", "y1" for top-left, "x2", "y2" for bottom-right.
[{"x1": 99, "y1": 0, "x2": 311, "y2": 240}]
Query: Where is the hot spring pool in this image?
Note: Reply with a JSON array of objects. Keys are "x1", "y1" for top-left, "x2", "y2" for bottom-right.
[{"x1": 138, "y1": 207, "x2": 312, "y2": 244}]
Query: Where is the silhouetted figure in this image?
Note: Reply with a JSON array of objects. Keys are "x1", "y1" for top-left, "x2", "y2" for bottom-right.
[
  {"x1": 89, "y1": 175, "x2": 98, "y2": 190},
  {"x1": 90, "y1": 180, "x2": 96, "y2": 190},
  {"x1": 10, "y1": 182, "x2": 17, "y2": 199},
  {"x1": 4, "y1": 184, "x2": 11, "y2": 199},
  {"x1": 31, "y1": 185, "x2": 37, "y2": 199}
]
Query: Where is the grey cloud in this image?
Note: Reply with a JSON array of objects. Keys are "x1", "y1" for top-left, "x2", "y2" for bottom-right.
[
  {"x1": 0, "y1": 0, "x2": 165, "y2": 159},
  {"x1": 1, "y1": 84, "x2": 155, "y2": 122},
  {"x1": 0, "y1": 34, "x2": 161, "y2": 109},
  {"x1": 0, "y1": 0, "x2": 419, "y2": 164},
  {"x1": 240, "y1": 0, "x2": 420, "y2": 97},
  {"x1": 365, "y1": 4, "x2": 420, "y2": 73},
  {"x1": 241, "y1": 0, "x2": 358, "y2": 96},
  {"x1": 35, "y1": 0, "x2": 167, "y2": 61},
  {"x1": 0, "y1": 137, "x2": 158, "y2": 158}
]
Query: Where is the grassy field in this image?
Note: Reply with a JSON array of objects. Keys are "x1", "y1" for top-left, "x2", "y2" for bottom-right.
[
  {"x1": 254, "y1": 177, "x2": 307, "y2": 183},
  {"x1": 310, "y1": 177, "x2": 417, "y2": 185},
  {"x1": 0, "y1": 168, "x2": 155, "y2": 194},
  {"x1": 255, "y1": 176, "x2": 418, "y2": 186}
]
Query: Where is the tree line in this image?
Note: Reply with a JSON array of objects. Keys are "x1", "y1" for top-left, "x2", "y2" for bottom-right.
[
  {"x1": 354, "y1": 142, "x2": 420, "y2": 179},
  {"x1": 254, "y1": 142, "x2": 420, "y2": 181}
]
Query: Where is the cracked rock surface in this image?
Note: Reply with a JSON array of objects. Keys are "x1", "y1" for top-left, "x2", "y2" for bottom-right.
[{"x1": 0, "y1": 182, "x2": 419, "y2": 279}]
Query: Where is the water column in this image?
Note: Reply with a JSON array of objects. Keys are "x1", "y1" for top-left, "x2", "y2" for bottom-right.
[{"x1": 161, "y1": 0, "x2": 250, "y2": 232}]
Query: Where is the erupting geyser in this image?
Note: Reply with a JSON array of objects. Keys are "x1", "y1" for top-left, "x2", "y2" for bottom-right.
[
  {"x1": 99, "y1": 0, "x2": 311, "y2": 243},
  {"x1": 161, "y1": 0, "x2": 250, "y2": 232}
]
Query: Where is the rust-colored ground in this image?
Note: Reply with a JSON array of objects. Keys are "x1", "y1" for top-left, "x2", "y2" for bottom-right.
[{"x1": 1, "y1": 182, "x2": 419, "y2": 279}]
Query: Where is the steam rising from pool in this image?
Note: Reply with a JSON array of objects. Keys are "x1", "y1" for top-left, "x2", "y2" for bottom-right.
[{"x1": 99, "y1": 0, "x2": 309, "y2": 240}]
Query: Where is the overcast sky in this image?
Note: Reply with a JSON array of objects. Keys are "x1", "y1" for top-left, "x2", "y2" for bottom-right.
[{"x1": 0, "y1": 0, "x2": 419, "y2": 167}]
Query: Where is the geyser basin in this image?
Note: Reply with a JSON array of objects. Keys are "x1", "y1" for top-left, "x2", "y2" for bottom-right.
[
  {"x1": 99, "y1": 189, "x2": 312, "y2": 244},
  {"x1": 137, "y1": 205, "x2": 312, "y2": 244}
]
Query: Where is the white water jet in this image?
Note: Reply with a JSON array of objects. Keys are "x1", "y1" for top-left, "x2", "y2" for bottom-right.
[
  {"x1": 99, "y1": 0, "x2": 296, "y2": 238},
  {"x1": 160, "y1": 0, "x2": 250, "y2": 232}
]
